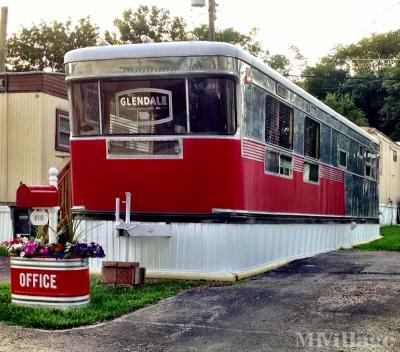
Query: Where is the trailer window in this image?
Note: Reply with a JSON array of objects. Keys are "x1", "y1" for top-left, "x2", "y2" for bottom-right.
[
  {"x1": 102, "y1": 79, "x2": 187, "y2": 135},
  {"x1": 188, "y1": 78, "x2": 236, "y2": 134},
  {"x1": 71, "y1": 82, "x2": 101, "y2": 136},
  {"x1": 303, "y1": 162, "x2": 319, "y2": 183},
  {"x1": 338, "y1": 149, "x2": 347, "y2": 169},
  {"x1": 304, "y1": 117, "x2": 320, "y2": 159},
  {"x1": 265, "y1": 95, "x2": 293, "y2": 150},
  {"x1": 265, "y1": 149, "x2": 293, "y2": 177},
  {"x1": 365, "y1": 150, "x2": 378, "y2": 179}
]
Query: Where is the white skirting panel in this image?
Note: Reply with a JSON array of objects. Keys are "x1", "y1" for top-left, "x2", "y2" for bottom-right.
[
  {"x1": 0, "y1": 206, "x2": 13, "y2": 243},
  {"x1": 82, "y1": 220, "x2": 380, "y2": 280},
  {"x1": 379, "y1": 204, "x2": 398, "y2": 225}
]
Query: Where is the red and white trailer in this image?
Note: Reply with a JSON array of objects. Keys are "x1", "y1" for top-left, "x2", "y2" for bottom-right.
[{"x1": 64, "y1": 42, "x2": 380, "y2": 280}]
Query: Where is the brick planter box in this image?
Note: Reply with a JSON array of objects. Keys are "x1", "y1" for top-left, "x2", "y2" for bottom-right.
[{"x1": 102, "y1": 261, "x2": 145, "y2": 286}]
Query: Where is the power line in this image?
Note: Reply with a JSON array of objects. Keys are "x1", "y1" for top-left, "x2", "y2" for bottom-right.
[
  {"x1": 358, "y1": 1, "x2": 400, "y2": 35},
  {"x1": 288, "y1": 57, "x2": 400, "y2": 62},
  {"x1": 285, "y1": 74, "x2": 400, "y2": 81}
]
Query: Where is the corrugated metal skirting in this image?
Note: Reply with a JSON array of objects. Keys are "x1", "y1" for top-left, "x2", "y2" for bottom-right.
[
  {"x1": 83, "y1": 220, "x2": 380, "y2": 277},
  {"x1": 0, "y1": 206, "x2": 13, "y2": 243}
]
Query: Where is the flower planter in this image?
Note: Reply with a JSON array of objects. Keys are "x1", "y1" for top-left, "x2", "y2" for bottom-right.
[{"x1": 10, "y1": 257, "x2": 89, "y2": 308}]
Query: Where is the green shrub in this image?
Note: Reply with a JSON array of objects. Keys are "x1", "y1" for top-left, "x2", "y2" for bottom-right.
[{"x1": 0, "y1": 246, "x2": 9, "y2": 257}]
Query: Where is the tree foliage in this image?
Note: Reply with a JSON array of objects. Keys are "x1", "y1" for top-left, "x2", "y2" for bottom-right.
[
  {"x1": 7, "y1": 17, "x2": 99, "y2": 72},
  {"x1": 380, "y1": 64, "x2": 400, "y2": 140},
  {"x1": 324, "y1": 93, "x2": 368, "y2": 127},
  {"x1": 302, "y1": 29, "x2": 400, "y2": 137},
  {"x1": 303, "y1": 57, "x2": 348, "y2": 100},
  {"x1": 7, "y1": 5, "x2": 293, "y2": 76},
  {"x1": 111, "y1": 5, "x2": 187, "y2": 43},
  {"x1": 109, "y1": 6, "x2": 291, "y2": 74},
  {"x1": 334, "y1": 30, "x2": 400, "y2": 74}
]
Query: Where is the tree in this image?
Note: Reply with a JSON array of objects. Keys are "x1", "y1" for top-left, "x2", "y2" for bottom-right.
[
  {"x1": 111, "y1": 5, "x2": 187, "y2": 43},
  {"x1": 303, "y1": 57, "x2": 348, "y2": 100},
  {"x1": 265, "y1": 54, "x2": 291, "y2": 76},
  {"x1": 324, "y1": 93, "x2": 368, "y2": 127},
  {"x1": 334, "y1": 30, "x2": 400, "y2": 74},
  {"x1": 340, "y1": 71, "x2": 386, "y2": 130},
  {"x1": 7, "y1": 17, "x2": 99, "y2": 72},
  {"x1": 380, "y1": 65, "x2": 400, "y2": 140},
  {"x1": 110, "y1": 6, "x2": 292, "y2": 70},
  {"x1": 193, "y1": 25, "x2": 265, "y2": 57},
  {"x1": 301, "y1": 29, "x2": 400, "y2": 137}
]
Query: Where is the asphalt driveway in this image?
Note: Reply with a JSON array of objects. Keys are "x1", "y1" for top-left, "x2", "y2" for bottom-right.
[{"x1": 1, "y1": 251, "x2": 400, "y2": 351}]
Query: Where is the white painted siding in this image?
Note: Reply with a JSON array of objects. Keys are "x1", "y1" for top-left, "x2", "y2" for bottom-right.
[
  {"x1": 83, "y1": 220, "x2": 380, "y2": 277},
  {"x1": 0, "y1": 206, "x2": 13, "y2": 243},
  {"x1": 379, "y1": 204, "x2": 398, "y2": 226}
]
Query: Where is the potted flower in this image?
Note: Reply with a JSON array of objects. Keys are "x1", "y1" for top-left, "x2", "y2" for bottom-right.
[{"x1": 1, "y1": 219, "x2": 105, "y2": 308}]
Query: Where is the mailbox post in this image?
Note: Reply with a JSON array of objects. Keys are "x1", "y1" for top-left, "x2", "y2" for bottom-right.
[{"x1": 15, "y1": 168, "x2": 59, "y2": 242}]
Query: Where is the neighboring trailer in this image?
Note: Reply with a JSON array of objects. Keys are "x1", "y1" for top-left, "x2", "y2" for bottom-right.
[
  {"x1": 0, "y1": 72, "x2": 69, "y2": 243},
  {"x1": 363, "y1": 127, "x2": 400, "y2": 225},
  {"x1": 64, "y1": 42, "x2": 380, "y2": 280}
]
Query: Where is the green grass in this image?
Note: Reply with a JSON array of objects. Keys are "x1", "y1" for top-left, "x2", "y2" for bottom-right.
[
  {"x1": 0, "y1": 246, "x2": 9, "y2": 257},
  {"x1": 355, "y1": 225, "x2": 400, "y2": 251},
  {"x1": 0, "y1": 277, "x2": 206, "y2": 329}
]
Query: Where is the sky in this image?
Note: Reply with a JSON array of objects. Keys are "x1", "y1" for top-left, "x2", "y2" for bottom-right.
[{"x1": 3, "y1": 0, "x2": 400, "y2": 64}]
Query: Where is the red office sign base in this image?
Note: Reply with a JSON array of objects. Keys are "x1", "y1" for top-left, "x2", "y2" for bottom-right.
[{"x1": 10, "y1": 257, "x2": 90, "y2": 308}]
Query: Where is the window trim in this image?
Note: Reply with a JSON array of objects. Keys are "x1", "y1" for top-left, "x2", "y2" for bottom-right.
[
  {"x1": 70, "y1": 74, "x2": 237, "y2": 138},
  {"x1": 55, "y1": 109, "x2": 70, "y2": 152},
  {"x1": 264, "y1": 93, "x2": 294, "y2": 150},
  {"x1": 264, "y1": 147, "x2": 293, "y2": 179},
  {"x1": 337, "y1": 148, "x2": 348, "y2": 170},
  {"x1": 364, "y1": 149, "x2": 378, "y2": 180},
  {"x1": 106, "y1": 137, "x2": 183, "y2": 160},
  {"x1": 303, "y1": 116, "x2": 320, "y2": 161},
  {"x1": 303, "y1": 160, "x2": 320, "y2": 185},
  {"x1": 392, "y1": 149, "x2": 397, "y2": 162},
  {"x1": 276, "y1": 83, "x2": 289, "y2": 99}
]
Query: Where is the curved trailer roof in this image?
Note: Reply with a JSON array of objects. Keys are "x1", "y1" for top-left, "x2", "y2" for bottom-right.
[{"x1": 65, "y1": 41, "x2": 378, "y2": 144}]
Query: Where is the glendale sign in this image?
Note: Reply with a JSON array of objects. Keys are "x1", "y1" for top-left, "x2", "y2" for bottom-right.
[
  {"x1": 115, "y1": 88, "x2": 172, "y2": 125},
  {"x1": 119, "y1": 95, "x2": 168, "y2": 108}
]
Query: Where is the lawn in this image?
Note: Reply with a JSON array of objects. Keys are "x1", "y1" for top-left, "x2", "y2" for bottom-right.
[
  {"x1": 355, "y1": 225, "x2": 400, "y2": 251},
  {"x1": 0, "y1": 277, "x2": 205, "y2": 329}
]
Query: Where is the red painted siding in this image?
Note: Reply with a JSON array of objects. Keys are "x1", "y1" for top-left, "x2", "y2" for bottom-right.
[{"x1": 70, "y1": 138, "x2": 345, "y2": 216}]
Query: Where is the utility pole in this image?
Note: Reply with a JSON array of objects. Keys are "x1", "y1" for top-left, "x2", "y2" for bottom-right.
[
  {"x1": 0, "y1": 7, "x2": 8, "y2": 72},
  {"x1": 208, "y1": 0, "x2": 216, "y2": 41}
]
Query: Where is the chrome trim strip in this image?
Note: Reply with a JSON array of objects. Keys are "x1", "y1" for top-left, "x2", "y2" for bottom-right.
[
  {"x1": 98, "y1": 81, "x2": 103, "y2": 134},
  {"x1": 185, "y1": 78, "x2": 190, "y2": 133},
  {"x1": 212, "y1": 208, "x2": 378, "y2": 219},
  {"x1": 70, "y1": 134, "x2": 241, "y2": 141},
  {"x1": 106, "y1": 137, "x2": 184, "y2": 160},
  {"x1": 11, "y1": 294, "x2": 90, "y2": 303},
  {"x1": 10, "y1": 258, "x2": 88, "y2": 268},
  {"x1": 10, "y1": 265, "x2": 88, "y2": 271}
]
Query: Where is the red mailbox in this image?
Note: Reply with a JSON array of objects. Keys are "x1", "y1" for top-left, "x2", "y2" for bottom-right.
[{"x1": 16, "y1": 183, "x2": 58, "y2": 208}]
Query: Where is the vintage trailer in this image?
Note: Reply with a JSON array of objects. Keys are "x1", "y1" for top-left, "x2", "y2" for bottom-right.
[{"x1": 64, "y1": 42, "x2": 380, "y2": 280}]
